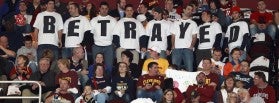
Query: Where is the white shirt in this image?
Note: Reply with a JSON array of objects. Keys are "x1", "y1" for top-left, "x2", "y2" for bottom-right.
[
  {"x1": 90, "y1": 15, "x2": 117, "y2": 46},
  {"x1": 197, "y1": 22, "x2": 222, "y2": 49},
  {"x1": 146, "y1": 19, "x2": 171, "y2": 51},
  {"x1": 171, "y1": 19, "x2": 198, "y2": 48},
  {"x1": 168, "y1": 9, "x2": 181, "y2": 22},
  {"x1": 225, "y1": 21, "x2": 249, "y2": 52},
  {"x1": 113, "y1": 18, "x2": 146, "y2": 52},
  {"x1": 63, "y1": 15, "x2": 91, "y2": 47},
  {"x1": 33, "y1": 11, "x2": 63, "y2": 46}
]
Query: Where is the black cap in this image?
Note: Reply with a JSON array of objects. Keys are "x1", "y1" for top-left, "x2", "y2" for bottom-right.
[{"x1": 153, "y1": 6, "x2": 163, "y2": 14}]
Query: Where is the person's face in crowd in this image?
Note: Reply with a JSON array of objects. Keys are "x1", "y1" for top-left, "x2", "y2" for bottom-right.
[
  {"x1": 225, "y1": 77, "x2": 235, "y2": 89},
  {"x1": 196, "y1": 73, "x2": 206, "y2": 85},
  {"x1": 86, "y1": 3, "x2": 93, "y2": 11},
  {"x1": 165, "y1": 0, "x2": 173, "y2": 11},
  {"x1": 58, "y1": 61, "x2": 67, "y2": 71},
  {"x1": 209, "y1": 1, "x2": 216, "y2": 9},
  {"x1": 201, "y1": 12, "x2": 210, "y2": 22},
  {"x1": 212, "y1": 51, "x2": 222, "y2": 61},
  {"x1": 139, "y1": 4, "x2": 147, "y2": 14},
  {"x1": 228, "y1": 92, "x2": 238, "y2": 103},
  {"x1": 95, "y1": 54, "x2": 104, "y2": 63},
  {"x1": 253, "y1": 75, "x2": 261, "y2": 86},
  {"x1": 46, "y1": 1, "x2": 55, "y2": 11},
  {"x1": 183, "y1": 5, "x2": 193, "y2": 17},
  {"x1": 59, "y1": 79, "x2": 70, "y2": 91},
  {"x1": 75, "y1": 48, "x2": 85, "y2": 60},
  {"x1": 202, "y1": 59, "x2": 212, "y2": 70},
  {"x1": 237, "y1": 90, "x2": 249, "y2": 102},
  {"x1": 68, "y1": 4, "x2": 78, "y2": 17},
  {"x1": 39, "y1": 59, "x2": 50, "y2": 73},
  {"x1": 125, "y1": 7, "x2": 134, "y2": 18},
  {"x1": 83, "y1": 86, "x2": 92, "y2": 95},
  {"x1": 121, "y1": 54, "x2": 129, "y2": 63},
  {"x1": 231, "y1": 11, "x2": 240, "y2": 21},
  {"x1": 99, "y1": 5, "x2": 109, "y2": 16},
  {"x1": 19, "y1": 2, "x2": 27, "y2": 12},
  {"x1": 118, "y1": 63, "x2": 128, "y2": 74},
  {"x1": 257, "y1": 1, "x2": 266, "y2": 11},
  {"x1": 118, "y1": 0, "x2": 126, "y2": 10},
  {"x1": 24, "y1": 40, "x2": 32, "y2": 49},
  {"x1": 0, "y1": 36, "x2": 8, "y2": 48},
  {"x1": 149, "y1": 64, "x2": 159, "y2": 75},
  {"x1": 164, "y1": 90, "x2": 174, "y2": 102},
  {"x1": 17, "y1": 56, "x2": 26, "y2": 66},
  {"x1": 231, "y1": 50, "x2": 241, "y2": 61},
  {"x1": 95, "y1": 65, "x2": 104, "y2": 77},
  {"x1": 240, "y1": 61, "x2": 250, "y2": 74},
  {"x1": 153, "y1": 11, "x2": 162, "y2": 20}
]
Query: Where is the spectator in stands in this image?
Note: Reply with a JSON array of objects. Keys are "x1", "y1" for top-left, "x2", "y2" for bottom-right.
[
  {"x1": 249, "y1": 71, "x2": 276, "y2": 103},
  {"x1": 160, "y1": 89, "x2": 175, "y2": 103},
  {"x1": 75, "y1": 85, "x2": 94, "y2": 103},
  {"x1": 33, "y1": 0, "x2": 63, "y2": 61},
  {"x1": 189, "y1": 0, "x2": 202, "y2": 26},
  {"x1": 170, "y1": 4, "x2": 197, "y2": 71},
  {"x1": 226, "y1": 92, "x2": 238, "y2": 103},
  {"x1": 216, "y1": 75, "x2": 239, "y2": 103},
  {"x1": 195, "y1": 11, "x2": 222, "y2": 65},
  {"x1": 142, "y1": 46, "x2": 169, "y2": 76},
  {"x1": 113, "y1": 4, "x2": 146, "y2": 64},
  {"x1": 88, "y1": 53, "x2": 112, "y2": 79},
  {"x1": 223, "y1": 6, "x2": 250, "y2": 61},
  {"x1": 200, "y1": 58, "x2": 219, "y2": 90},
  {"x1": 250, "y1": 0, "x2": 276, "y2": 40},
  {"x1": 0, "y1": 35, "x2": 16, "y2": 59},
  {"x1": 136, "y1": 14, "x2": 148, "y2": 28},
  {"x1": 68, "y1": 47, "x2": 89, "y2": 88},
  {"x1": 26, "y1": 0, "x2": 41, "y2": 15},
  {"x1": 121, "y1": 50, "x2": 141, "y2": 80},
  {"x1": 9, "y1": 55, "x2": 32, "y2": 80},
  {"x1": 198, "y1": 48, "x2": 224, "y2": 74},
  {"x1": 62, "y1": 2, "x2": 91, "y2": 58},
  {"x1": 138, "y1": 2, "x2": 153, "y2": 21},
  {"x1": 90, "y1": 2, "x2": 117, "y2": 70},
  {"x1": 15, "y1": 1, "x2": 32, "y2": 35},
  {"x1": 164, "y1": 0, "x2": 181, "y2": 22},
  {"x1": 45, "y1": 78, "x2": 75, "y2": 103},
  {"x1": 109, "y1": 62, "x2": 134, "y2": 102},
  {"x1": 237, "y1": 88, "x2": 265, "y2": 103},
  {"x1": 86, "y1": 63, "x2": 111, "y2": 103},
  {"x1": 81, "y1": 3, "x2": 97, "y2": 20},
  {"x1": 137, "y1": 62, "x2": 164, "y2": 102},
  {"x1": 17, "y1": 35, "x2": 37, "y2": 73},
  {"x1": 109, "y1": 0, "x2": 126, "y2": 20},
  {"x1": 55, "y1": 58, "x2": 79, "y2": 94},
  {"x1": 209, "y1": 0, "x2": 229, "y2": 32},
  {"x1": 230, "y1": 60, "x2": 254, "y2": 89},
  {"x1": 41, "y1": 49, "x2": 59, "y2": 73},
  {"x1": 21, "y1": 58, "x2": 56, "y2": 103},
  {"x1": 223, "y1": 48, "x2": 241, "y2": 77},
  {"x1": 185, "y1": 72, "x2": 215, "y2": 102},
  {"x1": 54, "y1": 0, "x2": 68, "y2": 21}
]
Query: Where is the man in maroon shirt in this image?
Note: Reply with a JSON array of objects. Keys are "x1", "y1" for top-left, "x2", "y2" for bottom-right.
[
  {"x1": 185, "y1": 72, "x2": 215, "y2": 102},
  {"x1": 250, "y1": 0, "x2": 276, "y2": 40},
  {"x1": 249, "y1": 71, "x2": 276, "y2": 103}
]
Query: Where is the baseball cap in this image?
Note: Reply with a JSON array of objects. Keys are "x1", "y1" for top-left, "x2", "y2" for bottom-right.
[
  {"x1": 230, "y1": 6, "x2": 241, "y2": 15},
  {"x1": 148, "y1": 46, "x2": 161, "y2": 53},
  {"x1": 136, "y1": 14, "x2": 147, "y2": 22}
]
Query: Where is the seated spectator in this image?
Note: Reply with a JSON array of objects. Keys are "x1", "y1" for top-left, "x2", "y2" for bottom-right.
[
  {"x1": 250, "y1": 0, "x2": 276, "y2": 40},
  {"x1": 199, "y1": 58, "x2": 219, "y2": 90},
  {"x1": 230, "y1": 60, "x2": 254, "y2": 89},
  {"x1": 109, "y1": 62, "x2": 134, "y2": 102},
  {"x1": 45, "y1": 78, "x2": 75, "y2": 103},
  {"x1": 159, "y1": 89, "x2": 175, "y2": 103},
  {"x1": 142, "y1": 46, "x2": 169, "y2": 76},
  {"x1": 121, "y1": 50, "x2": 141, "y2": 80},
  {"x1": 185, "y1": 72, "x2": 215, "y2": 102},
  {"x1": 223, "y1": 48, "x2": 241, "y2": 77},
  {"x1": 87, "y1": 63, "x2": 111, "y2": 103},
  {"x1": 68, "y1": 47, "x2": 89, "y2": 88},
  {"x1": 216, "y1": 75, "x2": 239, "y2": 103},
  {"x1": 88, "y1": 53, "x2": 112, "y2": 79},
  {"x1": 41, "y1": 49, "x2": 59, "y2": 73},
  {"x1": 9, "y1": 55, "x2": 32, "y2": 80},
  {"x1": 249, "y1": 71, "x2": 276, "y2": 103},
  {"x1": 75, "y1": 85, "x2": 95, "y2": 103},
  {"x1": 226, "y1": 92, "x2": 238, "y2": 103},
  {"x1": 0, "y1": 35, "x2": 16, "y2": 59},
  {"x1": 20, "y1": 58, "x2": 56, "y2": 103},
  {"x1": 55, "y1": 58, "x2": 79, "y2": 94},
  {"x1": 17, "y1": 35, "x2": 37, "y2": 73},
  {"x1": 137, "y1": 62, "x2": 164, "y2": 102},
  {"x1": 237, "y1": 88, "x2": 265, "y2": 103}
]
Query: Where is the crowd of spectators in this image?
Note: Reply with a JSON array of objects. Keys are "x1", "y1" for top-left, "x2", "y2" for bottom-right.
[{"x1": 0, "y1": 0, "x2": 278, "y2": 102}]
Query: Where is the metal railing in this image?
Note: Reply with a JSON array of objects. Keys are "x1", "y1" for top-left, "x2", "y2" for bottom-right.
[{"x1": 0, "y1": 81, "x2": 42, "y2": 102}]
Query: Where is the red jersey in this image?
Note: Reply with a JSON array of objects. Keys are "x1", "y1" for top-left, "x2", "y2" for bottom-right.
[
  {"x1": 249, "y1": 85, "x2": 276, "y2": 103},
  {"x1": 55, "y1": 71, "x2": 78, "y2": 88},
  {"x1": 205, "y1": 72, "x2": 219, "y2": 85},
  {"x1": 137, "y1": 74, "x2": 164, "y2": 91},
  {"x1": 250, "y1": 11, "x2": 273, "y2": 23},
  {"x1": 9, "y1": 66, "x2": 32, "y2": 80},
  {"x1": 185, "y1": 84, "x2": 215, "y2": 103}
]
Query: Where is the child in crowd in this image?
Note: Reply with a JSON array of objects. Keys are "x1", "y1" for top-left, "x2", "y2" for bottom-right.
[{"x1": 9, "y1": 55, "x2": 32, "y2": 80}]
